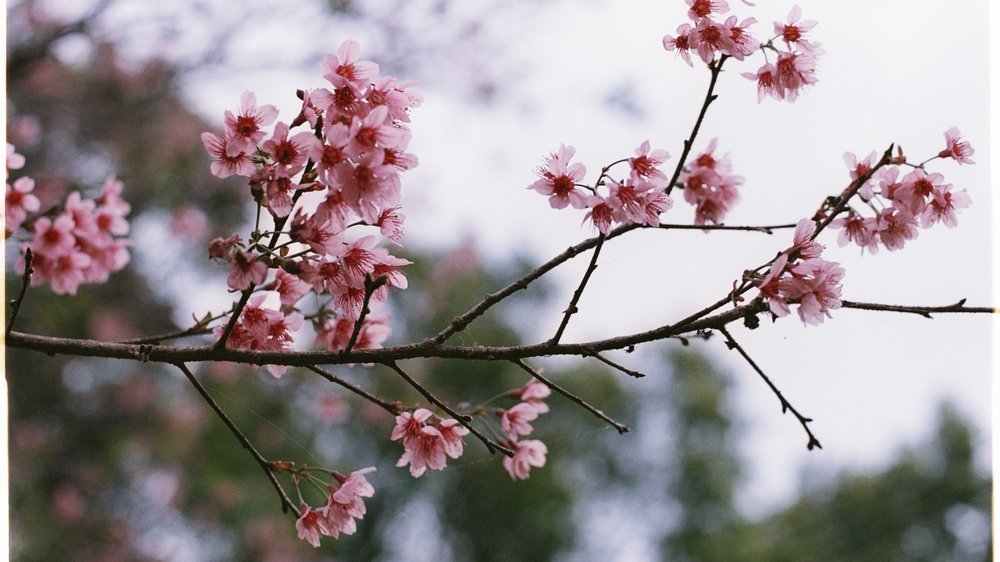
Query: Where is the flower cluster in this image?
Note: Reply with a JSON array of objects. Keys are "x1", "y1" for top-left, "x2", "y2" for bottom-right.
[
  {"x1": 678, "y1": 138, "x2": 744, "y2": 225},
  {"x1": 529, "y1": 141, "x2": 674, "y2": 235},
  {"x1": 498, "y1": 379, "x2": 551, "y2": 480},
  {"x1": 294, "y1": 466, "x2": 376, "y2": 547},
  {"x1": 390, "y1": 408, "x2": 470, "y2": 478},
  {"x1": 831, "y1": 131, "x2": 973, "y2": 255},
  {"x1": 6, "y1": 145, "x2": 131, "y2": 295},
  {"x1": 663, "y1": 1, "x2": 759, "y2": 66},
  {"x1": 755, "y1": 219, "x2": 844, "y2": 325},
  {"x1": 742, "y1": 6, "x2": 822, "y2": 102},
  {"x1": 203, "y1": 40, "x2": 420, "y2": 366}
]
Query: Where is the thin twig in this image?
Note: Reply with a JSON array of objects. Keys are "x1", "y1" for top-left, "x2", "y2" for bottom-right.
[
  {"x1": 665, "y1": 55, "x2": 727, "y2": 197},
  {"x1": 384, "y1": 361, "x2": 513, "y2": 456},
  {"x1": 550, "y1": 234, "x2": 605, "y2": 344},
  {"x1": 811, "y1": 144, "x2": 894, "y2": 239},
  {"x1": 513, "y1": 359, "x2": 630, "y2": 434},
  {"x1": 6, "y1": 247, "x2": 34, "y2": 337},
  {"x1": 213, "y1": 287, "x2": 255, "y2": 350},
  {"x1": 306, "y1": 365, "x2": 402, "y2": 414},
  {"x1": 840, "y1": 298, "x2": 996, "y2": 317},
  {"x1": 344, "y1": 276, "x2": 387, "y2": 355},
  {"x1": 584, "y1": 351, "x2": 646, "y2": 378},
  {"x1": 174, "y1": 362, "x2": 300, "y2": 516},
  {"x1": 658, "y1": 222, "x2": 797, "y2": 234},
  {"x1": 717, "y1": 327, "x2": 821, "y2": 450},
  {"x1": 119, "y1": 325, "x2": 213, "y2": 345}
]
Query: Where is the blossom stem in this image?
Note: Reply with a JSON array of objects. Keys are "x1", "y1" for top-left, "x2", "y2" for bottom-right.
[
  {"x1": 550, "y1": 234, "x2": 606, "y2": 344},
  {"x1": 306, "y1": 365, "x2": 401, "y2": 414},
  {"x1": 665, "y1": 55, "x2": 728, "y2": 197}
]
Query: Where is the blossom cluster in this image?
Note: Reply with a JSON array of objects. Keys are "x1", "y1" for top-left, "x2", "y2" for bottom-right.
[
  {"x1": 663, "y1": 2, "x2": 822, "y2": 103},
  {"x1": 529, "y1": 141, "x2": 674, "y2": 235},
  {"x1": 390, "y1": 408, "x2": 470, "y2": 477},
  {"x1": 831, "y1": 131, "x2": 973, "y2": 254},
  {"x1": 678, "y1": 138, "x2": 744, "y2": 225},
  {"x1": 755, "y1": 219, "x2": 844, "y2": 325},
  {"x1": 6, "y1": 144, "x2": 131, "y2": 295},
  {"x1": 295, "y1": 466, "x2": 376, "y2": 547},
  {"x1": 498, "y1": 379, "x2": 551, "y2": 481},
  {"x1": 203, "y1": 39, "x2": 420, "y2": 368}
]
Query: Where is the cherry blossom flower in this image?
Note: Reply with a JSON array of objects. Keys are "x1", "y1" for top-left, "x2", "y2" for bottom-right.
[
  {"x1": 322, "y1": 39, "x2": 380, "y2": 89},
  {"x1": 663, "y1": 23, "x2": 696, "y2": 66},
  {"x1": 322, "y1": 467, "x2": 376, "y2": 538},
  {"x1": 529, "y1": 144, "x2": 588, "y2": 209},
  {"x1": 262, "y1": 122, "x2": 321, "y2": 179},
  {"x1": 686, "y1": 0, "x2": 729, "y2": 21},
  {"x1": 876, "y1": 207, "x2": 919, "y2": 251},
  {"x1": 510, "y1": 379, "x2": 551, "y2": 414},
  {"x1": 391, "y1": 409, "x2": 466, "y2": 477},
  {"x1": 755, "y1": 253, "x2": 791, "y2": 317},
  {"x1": 502, "y1": 439, "x2": 548, "y2": 480},
  {"x1": 375, "y1": 207, "x2": 405, "y2": 243},
  {"x1": 787, "y1": 218, "x2": 823, "y2": 260},
  {"x1": 773, "y1": 51, "x2": 817, "y2": 101},
  {"x1": 691, "y1": 18, "x2": 737, "y2": 64},
  {"x1": 5, "y1": 176, "x2": 40, "y2": 233},
  {"x1": 499, "y1": 402, "x2": 541, "y2": 439},
  {"x1": 774, "y1": 5, "x2": 819, "y2": 52},
  {"x1": 224, "y1": 90, "x2": 278, "y2": 156},
  {"x1": 296, "y1": 504, "x2": 330, "y2": 548},
  {"x1": 582, "y1": 195, "x2": 615, "y2": 235},
  {"x1": 722, "y1": 16, "x2": 758, "y2": 60},
  {"x1": 743, "y1": 63, "x2": 781, "y2": 102},
  {"x1": 226, "y1": 250, "x2": 267, "y2": 291},
  {"x1": 830, "y1": 211, "x2": 879, "y2": 254},
  {"x1": 781, "y1": 258, "x2": 844, "y2": 325},
  {"x1": 844, "y1": 151, "x2": 877, "y2": 199},
  {"x1": 938, "y1": 127, "x2": 975, "y2": 164},
  {"x1": 7, "y1": 143, "x2": 26, "y2": 170},
  {"x1": 628, "y1": 140, "x2": 670, "y2": 184},
  {"x1": 920, "y1": 184, "x2": 971, "y2": 228},
  {"x1": 201, "y1": 132, "x2": 255, "y2": 178}
]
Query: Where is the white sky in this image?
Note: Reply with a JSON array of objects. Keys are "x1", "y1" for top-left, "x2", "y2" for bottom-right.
[{"x1": 66, "y1": 0, "x2": 994, "y2": 521}]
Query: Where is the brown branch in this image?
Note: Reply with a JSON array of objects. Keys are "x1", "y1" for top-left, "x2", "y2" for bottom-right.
[
  {"x1": 811, "y1": 144, "x2": 894, "y2": 239},
  {"x1": 665, "y1": 55, "x2": 727, "y2": 197},
  {"x1": 658, "y1": 222, "x2": 797, "y2": 234},
  {"x1": 840, "y1": 298, "x2": 996, "y2": 318},
  {"x1": 6, "y1": 247, "x2": 34, "y2": 337},
  {"x1": 344, "y1": 276, "x2": 387, "y2": 355},
  {"x1": 384, "y1": 361, "x2": 513, "y2": 457},
  {"x1": 584, "y1": 351, "x2": 646, "y2": 378},
  {"x1": 717, "y1": 327, "x2": 821, "y2": 450},
  {"x1": 120, "y1": 325, "x2": 213, "y2": 345},
  {"x1": 213, "y1": 286, "x2": 255, "y2": 350},
  {"x1": 174, "y1": 362, "x2": 299, "y2": 516},
  {"x1": 513, "y1": 359, "x2": 630, "y2": 434},
  {"x1": 305, "y1": 365, "x2": 402, "y2": 414},
  {"x1": 550, "y1": 234, "x2": 605, "y2": 344}
]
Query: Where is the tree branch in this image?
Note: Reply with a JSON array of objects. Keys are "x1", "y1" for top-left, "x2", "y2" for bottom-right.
[
  {"x1": 306, "y1": 365, "x2": 402, "y2": 414},
  {"x1": 513, "y1": 359, "x2": 630, "y2": 434},
  {"x1": 550, "y1": 234, "x2": 605, "y2": 344},
  {"x1": 174, "y1": 362, "x2": 299, "y2": 516},
  {"x1": 665, "y1": 55, "x2": 727, "y2": 197},
  {"x1": 6, "y1": 247, "x2": 33, "y2": 337},
  {"x1": 717, "y1": 327, "x2": 821, "y2": 450},
  {"x1": 840, "y1": 298, "x2": 996, "y2": 318}
]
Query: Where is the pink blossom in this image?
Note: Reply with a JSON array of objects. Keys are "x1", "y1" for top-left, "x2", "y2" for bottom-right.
[
  {"x1": 920, "y1": 184, "x2": 971, "y2": 228},
  {"x1": 335, "y1": 150, "x2": 401, "y2": 223},
  {"x1": 686, "y1": 0, "x2": 730, "y2": 21},
  {"x1": 289, "y1": 210, "x2": 343, "y2": 256},
  {"x1": 787, "y1": 218, "x2": 823, "y2": 260},
  {"x1": 774, "y1": 5, "x2": 819, "y2": 52},
  {"x1": 322, "y1": 466, "x2": 376, "y2": 538},
  {"x1": 755, "y1": 253, "x2": 791, "y2": 317},
  {"x1": 226, "y1": 250, "x2": 268, "y2": 290},
  {"x1": 499, "y1": 402, "x2": 540, "y2": 439},
  {"x1": 322, "y1": 39, "x2": 380, "y2": 89},
  {"x1": 223, "y1": 90, "x2": 278, "y2": 156},
  {"x1": 510, "y1": 379, "x2": 551, "y2": 414},
  {"x1": 663, "y1": 24, "x2": 696, "y2": 67},
  {"x1": 830, "y1": 212, "x2": 879, "y2": 254},
  {"x1": 680, "y1": 143, "x2": 743, "y2": 226},
  {"x1": 31, "y1": 215, "x2": 76, "y2": 256},
  {"x1": 771, "y1": 51, "x2": 817, "y2": 102},
  {"x1": 938, "y1": 127, "x2": 975, "y2": 165},
  {"x1": 629, "y1": 140, "x2": 670, "y2": 184},
  {"x1": 30, "y1": 250, "x2": 92, "y2": 295},
  {"x1": 391, "y1": 409, "x2": 465, "y2": 477},
  {"x1": 201, "y1": 132, "x2": 255, "y2": 178},
  {"x1": 844, "y1": 151, "x2": 877, "y2": 200},
  {"x1": 781, "y1": 258, "x2": 844, "y2": 325},
  {"x1": 436, "y1": 419, "x2": 470, "y2": 460},
  {"x1": 893, "y1": 168, "x2": 944, "y2": 215},
  {"x1": 375, "y1": 206, "x2": 405, "y2": 243},
  {"x1": 347, "y1": 105, "x2": 405, "y2": 157},
  {"x1": 503, "y1": 439, "x2": 548, "y2": 480},
  {"x1": 296, "y1": 503, "x2": 330, "y2": 548},
  {"x1": 529, "y1": 144, "x2": 588, "y2": 210},
  {"x1": 582, "y1": 195, "x2": 616, "y2": 235},
  {"x1": 7, "y1": 143, "x2": 26, "y2": 170},
  {"x1": 876, "y1": 207, "x2": 919, "y2": 251},
  {"x1": 5, "y1": 176, "x2": 40, "y2": 233},
  {"x1": 262, "y1": 122, "x2": 321, "y2": 179},
  {"x1": 270, "y1": 269, "x2": 311, "y2": 306},
  {"x1": 691, "y1": 18, "x2": 737, "y2": 64},
  {"x1": 743, "y1": 63, "x2": 781, "y2": 102},
  {"x1": 208, "y1": 234, "x2": 240, "y2": 260},
  {"x1": 721, "y1": 16, "x2": 758, "y2": 60}
]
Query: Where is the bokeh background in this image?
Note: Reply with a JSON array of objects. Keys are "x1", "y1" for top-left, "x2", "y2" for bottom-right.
[{"x1": 5, "y1": 0, "x2": 992, "y2": 560}]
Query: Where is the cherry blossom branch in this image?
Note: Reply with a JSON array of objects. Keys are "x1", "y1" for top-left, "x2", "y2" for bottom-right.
[
  {"x1": 657, "y1": 222, "x2": 797, "y2": 233},
  {"x1": 584, "y1": 351, "x2": 646, "y2": 379},
  {"x1": 717, "y1": 327, "x2": 821, "y2": 450},
  {"x1": 174, "y1": 362, "x2": 300, "y2": 516},
  {"x1": 344, "y1": 276, "x2": 387, "y2": 355},
  {"x1": 513, "y1": 359, "x2": 630, "y2": 434},
  {"x1": 213, "y1": 286, "x2": 256, "y2": 350},
  {"x1": 6, "y1": 247, "x2": 33, "y2": 337},
  {"x1": 305, "y1": 365, "x2": 402, "y2": 414},
  {"x1": 550, "y1": 234, "x2": 606, "y2": 344},
  {"x1": 841, "y1": 298, "x2": 996, "y2": 318},
  {"x1": 665, "y1": 55, "x2": 728, "y2": 197},
  {"x1": 383, "y1": 361, "x2": 513, "y2": 456},
  {"x1": 120, "y1": 325, "x2": 214, "y2": 345},
  {"x1": 811, "y1": 144, "x2": 894, "y2": 239}
]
